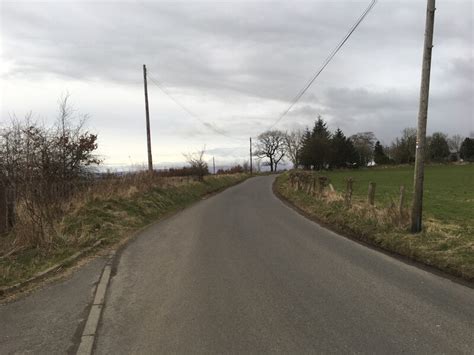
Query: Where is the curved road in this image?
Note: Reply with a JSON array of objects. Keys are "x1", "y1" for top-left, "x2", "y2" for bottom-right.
[{"x1": 95, "y1": 176, "x2": 473, "y2": 353}]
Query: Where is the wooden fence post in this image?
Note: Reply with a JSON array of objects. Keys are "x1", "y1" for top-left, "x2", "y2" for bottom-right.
[
  {"x1": 399, "y1": 185, "x2": 405, "y2": 222},
  {"x1": 318, "y1": 176, "x2": 328, "y2": 196},
  {"x1": 345, "y1": 177, "x2": 354, "y2": 207},
  {"x1": 0, "y1": 185, "x2": 6, "y2": 234},
  {"x1": 368, "y1": 182, "x2": 376, "y2": 206},
  {"x1": 306, "y1": 175, "x2": 312, "y2": 194}
]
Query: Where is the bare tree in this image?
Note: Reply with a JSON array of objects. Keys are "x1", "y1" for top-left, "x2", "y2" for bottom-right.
[
  {"x1": 255, "y1": 130, "x2": 286, "y2": 172},
  {"x1": 54, "y1": 93, "x2": 99, "y2": 180},
  {"x1": 387, "y1": 128, "x2": 417, "y2": 164},
  {"x1": 183, "y1": 147, "x2": 209, "y2": 181},
  {"x1": 349, "y1": 132, "x2": 376, "y2": 166},
  {"x1": 284, "y1": 130, "x2": 303, "y2": 169},
  {"x1": 448, "y1": 134, "x2": 463, "y2": 160}
]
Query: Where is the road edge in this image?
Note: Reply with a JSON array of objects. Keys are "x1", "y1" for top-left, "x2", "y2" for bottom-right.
[{"x1": 76, "y1": 250, "x2": 115, "y2": 355}]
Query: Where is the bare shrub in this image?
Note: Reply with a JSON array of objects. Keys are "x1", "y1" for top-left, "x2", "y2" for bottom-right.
[
  {"x1": 183, "y1": 147, "x2": 209, "y2": 181},
  {"x1": 0, "y1": 95, "x2": 100, "y2": 249}
]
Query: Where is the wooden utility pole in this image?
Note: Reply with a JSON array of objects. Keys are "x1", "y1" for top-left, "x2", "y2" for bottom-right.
[
  {"x1": 213, "y1": 156, "x2": 216, "y2": 174},
  {"x1": 249, "y1": 137, "x2": 253, "y2": 175},
  {"x1": 411, "y1": 0, "x2": 436, "y2": 233},
  {"x1": 143, "y1": 64, "x2": 153, "y2": 172}
]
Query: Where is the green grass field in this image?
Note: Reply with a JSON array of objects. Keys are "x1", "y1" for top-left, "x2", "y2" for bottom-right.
[{"x1": 319, "y1": 164, "x2": 474, "y2": 227}]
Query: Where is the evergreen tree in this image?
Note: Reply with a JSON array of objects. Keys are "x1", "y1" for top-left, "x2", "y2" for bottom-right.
[
  {"x1": 310, "y1": 117, "x2": 331, "y2": 170},
  {"x1": 299, "y1": 128, "x2": 313, "y2": 169},
  {"x1": 428, "y1": 132, "x2": 450, "y2": 161},
  {"x1": 460, "y1": 137, "x2": 474, "y2": 162},
  {"x1": 311, "y1": 116, "x2": 331, "y2": 140},
  {"x1": 346, "y1": 138, "x2": 359, "y2": 167},
  {"x1": 373, "y1": 141, "x2": 390, "y2": 165},
  {"x1": 298, "y1": 117, "x2": 360, "y2": 170},
  {"x1": 331, "y1": 128, "x2": 348, "y2": 168},
  {"x1": 298, "y1": 120, "x2": 359, "y2": 170}
]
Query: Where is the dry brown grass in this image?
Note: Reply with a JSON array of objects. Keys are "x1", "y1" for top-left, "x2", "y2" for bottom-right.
[{"x1": 2, "y1": 172, "x2": 211, "y2": 257}]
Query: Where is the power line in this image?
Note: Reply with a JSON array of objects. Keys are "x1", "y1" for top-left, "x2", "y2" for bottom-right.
[
  {"x1": 144, "y1": 0, "x2": 377, "y2": 140},
  {"x1": 146, "y1": 71, "x2": 246, "y2": 142},
  {"x1": 267, "y1": 0, "x2": 377, "y2": 130}
]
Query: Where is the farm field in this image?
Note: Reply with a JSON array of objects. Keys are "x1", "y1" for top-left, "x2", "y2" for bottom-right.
[{"x1": 319, "y1": 164, "x2": 474, "y2": 227}]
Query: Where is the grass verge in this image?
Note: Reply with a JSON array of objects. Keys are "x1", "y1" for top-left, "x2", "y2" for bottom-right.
[
  {"x1": 274, "y1": 169, "x2": 474, "y2": 282},
  {"x1": 0, "y1": 174, "x2": 249, "y2": 289}
]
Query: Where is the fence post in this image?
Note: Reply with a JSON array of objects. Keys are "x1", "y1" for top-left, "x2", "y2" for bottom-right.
[
  {"x1": 306, "y1": 176, "x2": 312, "y2": 194},
  {"x1": 318, "y1": 176, "x2": 327, "y2": 196},
  {"x1": 345, "y1": 177, "x2": 354, "y2": 207},
  {"x1": 0, "y1": 185, "x2": 6, "y2": 234},
  {"x1": 368, "y1": 182, "x2": 376, "y2": 206},
  {"x1": 399, "y1": 185, "x2": 405, "y2": 222}
]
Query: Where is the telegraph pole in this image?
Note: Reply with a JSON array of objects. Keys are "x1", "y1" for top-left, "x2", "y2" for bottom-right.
[
  {"x1": 249, "y1": 137, "x2": 253, "y2": 175},
  {"x1": 143, "y1": 64, "x2": 153, "y2": 172},
  {"x1": 411, "y1": 0, "x2": 436, "y2": 233},
  {"x1": 213, "y1": 156, "x2": 216, "y2": 174}
]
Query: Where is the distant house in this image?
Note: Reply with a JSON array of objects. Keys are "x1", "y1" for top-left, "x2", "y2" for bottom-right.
[{"x1": 448, "y1": 148, "x2": 459, "y2": 162}]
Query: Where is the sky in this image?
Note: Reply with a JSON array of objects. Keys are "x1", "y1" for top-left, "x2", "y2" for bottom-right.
[{"x1": 1, "y1": 0, "x2": 473, "y2": 169}]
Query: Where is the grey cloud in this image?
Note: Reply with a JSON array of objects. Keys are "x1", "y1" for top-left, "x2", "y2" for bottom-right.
[{"x1": 1, "y1": 0, "x2": 472, "y2": 164}]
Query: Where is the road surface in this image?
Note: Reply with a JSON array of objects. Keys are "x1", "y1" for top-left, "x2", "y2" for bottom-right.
[
  {"x1": 95, "y1": 175, "x2": 473, "y2": 353},
  {"x1": 0, "y1": 257, "x2": 106, "y2": 354}
]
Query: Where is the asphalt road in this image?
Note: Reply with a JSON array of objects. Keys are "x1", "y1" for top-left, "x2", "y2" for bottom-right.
[
  {"x1": 95, "y1": 175, "x2": 474, "y2": 354},
  {"x1": 0, "y1": 257, "x2": 106, "y2": 354}
]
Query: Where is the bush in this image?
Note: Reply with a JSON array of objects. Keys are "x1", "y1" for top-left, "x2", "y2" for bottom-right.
[{"x1": 0, "y1": 96, "x2": 100, "y2": 247}]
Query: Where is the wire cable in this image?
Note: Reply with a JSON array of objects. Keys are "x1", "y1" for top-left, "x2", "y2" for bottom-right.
[
  {"x1": 267, "y1": 0, "x2": 377, "y2": 130},
  {"x1": 146, "y1": 71, "x2": 247, "y2": 142}
]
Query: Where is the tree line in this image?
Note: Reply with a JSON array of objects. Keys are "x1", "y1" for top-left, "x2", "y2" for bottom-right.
[{"x1": 255, "y1": 116, "x2": 474, "y2": 171}]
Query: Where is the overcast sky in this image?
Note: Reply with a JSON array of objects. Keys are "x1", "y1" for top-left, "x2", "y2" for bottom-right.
[{"x1": 1, "y1": 0, "x2": 473, "y2": 169}]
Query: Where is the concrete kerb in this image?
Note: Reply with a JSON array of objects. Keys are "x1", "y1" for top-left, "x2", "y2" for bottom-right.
[{"x1": 76, "y1": 251, "x2": 115, "y2": 355}]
